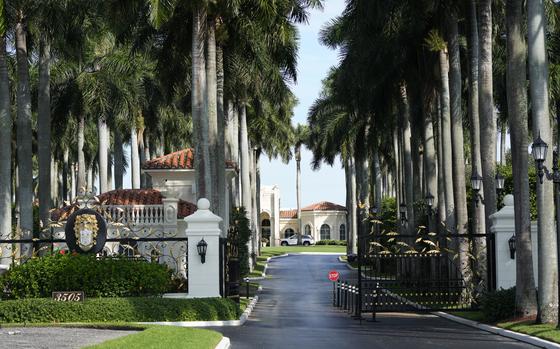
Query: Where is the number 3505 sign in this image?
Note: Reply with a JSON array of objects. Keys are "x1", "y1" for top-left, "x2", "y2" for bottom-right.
[{"x1": 52, "y1": 291, "x2": 85, "y2": 302}]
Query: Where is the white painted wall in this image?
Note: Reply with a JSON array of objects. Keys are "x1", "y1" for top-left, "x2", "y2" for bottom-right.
[{"x1": 489, "y1": 194, "x2": 539, "y2": 290}]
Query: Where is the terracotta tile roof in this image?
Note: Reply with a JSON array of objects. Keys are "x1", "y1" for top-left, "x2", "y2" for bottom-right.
[
  {"x1": 97, "y1": 189, "x2": 163, "y2": 205},
  {"x1": 143, "y1": 148, "x2": 236, "y2": 170},
  {"x1": 302, "y1": 201, "x2": 347, "y2": 212},
  {"x1": 279, "y1": 209, "x2": 297, "y2": 219},
  {"x1": 51, "y1": 189, "x2": 197, "y2": 221}
]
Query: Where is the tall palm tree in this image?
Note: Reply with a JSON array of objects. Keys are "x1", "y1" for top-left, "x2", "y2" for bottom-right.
[
  {"x1": 294, "y1": 124, "x2": 309, "y2": 242},
  {"x1": 478, "y1": 0, "x2": 497, "y2": 230},
  {"x1": 0, "y1": 2, "x2": 11, "y2": 264},
  {"x1": 527, "y1": 0, "x2": 558, "y2": 323},
  {"x1": 14, "y1": 8, "x2": 34, "y2": 253},
  {"x1": 505, "y1": 0, "x2": 538, "y2": 318}
]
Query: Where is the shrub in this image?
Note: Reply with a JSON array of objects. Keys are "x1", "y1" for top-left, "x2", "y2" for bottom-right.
[
  {"x1": 230, "y1": 207, "x2": 251, "y2": 278},
  {"x1": 316, "y1": 240, "x2": 346, "y2": 246},
  {"x1": 0, "y1": 297, "x2": 240, "y2": 323},
  {"x1": 481, "y1": 287, "x2": 516, "y2": 323},
  {"x1": 1, "y1": 254, "x2": 172, "y2": 299}
]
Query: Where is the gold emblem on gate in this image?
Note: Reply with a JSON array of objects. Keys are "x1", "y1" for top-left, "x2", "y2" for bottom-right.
[{"x1": 74, "y1": 214, "x2": 99, "y2": 252}]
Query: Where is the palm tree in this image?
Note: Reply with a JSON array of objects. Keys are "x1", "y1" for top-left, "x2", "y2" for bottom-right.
[
  {"x1": 14, "y1": 7, "x2": 34, "y2": 254},
  {"x1": 527, "y1": 0, "x2": 558, "y2": 323},
  {"x1": 505, "y1": 0, "x2": 538, "y2": 318},
  {"x1": 447, "y1": 10, "x2": 473, "y2": 291},
  {"x1": 294, "y1": 124, "x2": 309, "y2": 242},
  {"x1": 467, "y1": 0, "x2": 488, "y2": 289},
  {"x1": 478, "y1": 0, "x2": 498, "y2": 230},
  {"x1": 0, "y1": 3, "x2": 11, "y2": 264}
]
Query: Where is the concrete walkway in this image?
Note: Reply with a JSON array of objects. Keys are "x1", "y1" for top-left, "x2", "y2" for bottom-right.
[{"x1": 216, "y1": 254, "x2": 537, "y2": 349}]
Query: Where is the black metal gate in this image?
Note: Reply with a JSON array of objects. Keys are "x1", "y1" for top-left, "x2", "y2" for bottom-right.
[{"x1": 334, "y1": 231, "x2": 495, "y2": 318}]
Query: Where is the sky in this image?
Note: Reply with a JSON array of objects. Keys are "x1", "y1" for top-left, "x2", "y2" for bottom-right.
[
  {"x1": 121, "y1": 1, "x2": 348, "y2": 209},
  {"x1": 260, "y1": 0, "x2": 347, "y2": 209}
]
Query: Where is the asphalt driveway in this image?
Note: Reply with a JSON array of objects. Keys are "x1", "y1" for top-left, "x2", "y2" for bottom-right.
[{"x1": 216, "y1": 254, "x2": 537, "y2": 349}]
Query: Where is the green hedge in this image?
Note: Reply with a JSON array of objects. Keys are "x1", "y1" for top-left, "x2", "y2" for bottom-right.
[
  {"x1": 0, "y1": 297, "x2": 240, "y2": 323},
  {"x1": 1, "y1": 254, "x2": 172, "y2": 299},
  {"x1": 481, "y1": 287, "x2": 516, "y2": 323},
  {"x1": 316, "y1": 240, "x2": 347, "y2": 246}
]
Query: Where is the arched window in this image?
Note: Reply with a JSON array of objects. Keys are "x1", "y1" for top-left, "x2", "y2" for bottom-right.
[
  {"x1": 320, "y1": 224, "x2": 331, "y2": 240},
  {"x1": 284, "y1": 228, "x2": 295, "y2": 238},
  {"x1": 339, "y1": 224, "x2": 346, "y2": 241},
  {"x1": 304, "y1": 224, "x2": 311, "y2": 235}
]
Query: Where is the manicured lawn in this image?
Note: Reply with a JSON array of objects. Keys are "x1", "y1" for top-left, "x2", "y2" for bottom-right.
[
  {"x1": 498, "y1": 321, "x2": 560, "y2": 344},
  {"x1": 85, "y1": 326, "x2": 222, "y2": 349},
  {"x1": 449, "y1": 311, "x2": 560, "y2": 344},
  {"x1": 249, "y1": 245, "x2": 346, "y2": 278}
]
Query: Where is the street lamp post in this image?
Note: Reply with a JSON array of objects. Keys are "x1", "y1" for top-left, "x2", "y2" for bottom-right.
[
  {"x1": 531, "y1": 134, "x2": 560, "y2": 328},
  {"x1": 425, "y1": 193, "x2": 435, "y2": 235}
]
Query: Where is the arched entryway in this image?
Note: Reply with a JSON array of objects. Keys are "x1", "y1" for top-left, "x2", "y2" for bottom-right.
[
  {"x1": 284, "y1": 228, "x2": 295, "y2": 238},
  {"x1": 262, "y1": 218, "x2": 271, "y2": 246}
]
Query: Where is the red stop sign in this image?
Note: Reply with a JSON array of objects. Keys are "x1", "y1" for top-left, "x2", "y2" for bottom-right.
[{"x1": 328, "y1": 270, "x2": 339, "y2": 282}]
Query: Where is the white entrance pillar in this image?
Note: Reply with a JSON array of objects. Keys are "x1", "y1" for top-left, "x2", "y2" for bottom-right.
[{"x1": 185, "y1": 198, "x2": 223, "y2": 298}]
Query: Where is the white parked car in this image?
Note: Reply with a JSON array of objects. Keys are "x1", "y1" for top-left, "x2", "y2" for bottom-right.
[{"x1": 280, "y1": 234, "x2": 315, "y2": 246}]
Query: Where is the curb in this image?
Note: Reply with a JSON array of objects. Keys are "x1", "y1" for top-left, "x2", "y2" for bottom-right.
[
  {"x1": 338, "y1": 256, "x2": 357, "y2": 270},
  {"x1": 434, "y1": 311, "x2": 560, "y2": 349},
  {"x1": 215, "y1": 336, "x2": 231, "y2": 349}
]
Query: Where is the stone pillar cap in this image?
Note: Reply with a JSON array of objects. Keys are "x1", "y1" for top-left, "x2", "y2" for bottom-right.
[{"x1": 184, "y1": 198, "x2": 223, "y2": 224}]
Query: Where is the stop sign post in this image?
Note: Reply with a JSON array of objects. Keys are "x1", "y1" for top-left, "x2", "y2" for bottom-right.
[{"x1": 328, "y1": 270, "x2": 339, "y2": 282}]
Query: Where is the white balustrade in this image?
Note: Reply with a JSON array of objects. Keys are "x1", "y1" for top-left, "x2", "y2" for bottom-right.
[{"x1": 102, "y1": 205, "x2": 166, "y2": 226}]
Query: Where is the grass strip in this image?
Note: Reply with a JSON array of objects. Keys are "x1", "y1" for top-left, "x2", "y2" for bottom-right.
[{"x1": 85, "y1": 326, "x2": 223, "y2": 349}]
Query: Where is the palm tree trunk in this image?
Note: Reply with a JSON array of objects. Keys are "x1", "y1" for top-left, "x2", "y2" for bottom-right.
[
  {"x1": 77, "y1": 115, "x2": 86, "y2": 193},
  {"x1": 206, "y1": 18, "x2": 218, "y2": 211},
  {"x1": 527, "y1": 0, "x2": 558, "y2": 324},
  {"x1": 86, "y1": 163, "x2": 93, "y2": 193},
  {"x1": 345, "y1": 156, "x2": 353, "y2": 253},
  {"x1": 448, "y1": 13, "x2": 473, "y2": 291},
  {"x1": 296, "y1": 144, "x2": 302, "y2": 242},
  {"x1": 114, "y1": 128, "x2": 124, "y2": 189},
  {"x1": 422, "y1": 88, "x2": 438, "y2": 232},
  {"x1": 253, "y1": 149, "x2": 260, "y2": 255},
  {"x1": 38, "y1": 36, "x2": 51, "y2": 231},
  {"x1": 393, "y1": 126, "x2": 401, "y2": 231},
  {"x1": 439, "y1": 49, "x2": 456, "y2": 236},
  {"x1": 216, "y1": 44, "x2": 227, "y2": 223},
  {"x1": 239, "y1": 104, "x2": 253, "y2": 262},
  {"x1": 372, "y1": 143, "x2": 382, "y2": 209},
  {"x1": 436, "y1": 96, "x2": 446, "y2": 230},
  {"x1": 500, "y1": 122, "x2": 507, "y2": 165},
  {"x1": 62, "y1": 148, "x2": 69, "y2": 201},
  {"x1": 506, "y1": 0, "x2": 538, "y2": 317},
  {"x1": 400, "y1": 84, "x2": 415, "y2": 234},
  {"x1": 50, "y1": 158, "x2": 58, "y2": 207},
  {"x1": 231, "y1": 102, "x2": 240, "y2": 206},
  {"x1": 130, "y1": 123, "x2": 140, "y2": 189},
  {"x1": 15, "y1": 20, "x2": 34, "y2": 254},
  {"x1": 356, "y1": 155, "x2": 369, "y2": 256},
  {"x1": 192, "y1": 5, "x2": 209, "y2": 200},
  {"x1": 478, "y1": 0, "x2": 498, "y2": 228},
  {"x1": 468, "y1": 0, "x2": 488, "y2": 290},
  {"x1": 0, "y1": 33, "x2": 12, "y2": 264},
  {"x1": 98, "y1": 117, "x2": 109, "y2": 193}
]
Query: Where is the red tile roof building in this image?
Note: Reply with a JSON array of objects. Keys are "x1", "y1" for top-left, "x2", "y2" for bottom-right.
[{"x1": 143, "y1": 148, "x2": 236, "y2": 170}]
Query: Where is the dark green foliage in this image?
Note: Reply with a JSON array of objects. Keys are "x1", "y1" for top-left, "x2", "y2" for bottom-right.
[
  {"x1": 316, "y1": 240, "x2": 347, "y2": 246},
  {"x1": 481, "y1": 287, "x2": 516, "y2": 323},
  {"x1": 377, "y1": 197, "x2": 397, "y2": 233},
  {"x1": 0, "y1": 297, "x2": 240, "y2": 323},
  {"x1": 231, "y1": 207, "x2": 251, "y2": 277},
  {"x1": 1, "y1": 254, "x2": 172, "y2": 299}
]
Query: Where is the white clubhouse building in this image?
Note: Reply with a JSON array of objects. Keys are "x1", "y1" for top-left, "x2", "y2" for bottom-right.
[{"x1": 259, "y1": 185, "x2": 347, "y2": 246}]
